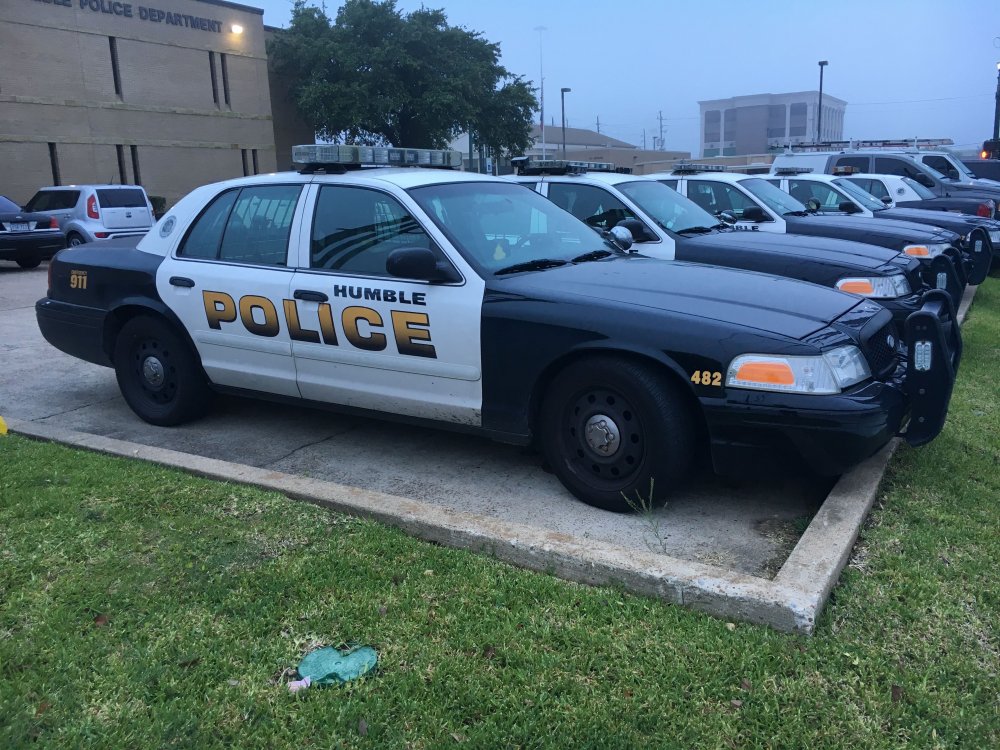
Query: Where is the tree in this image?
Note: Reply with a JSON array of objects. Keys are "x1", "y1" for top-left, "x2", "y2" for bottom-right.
[{"x1": 268, "y1": 0, "x2": 537, "y2": 156}]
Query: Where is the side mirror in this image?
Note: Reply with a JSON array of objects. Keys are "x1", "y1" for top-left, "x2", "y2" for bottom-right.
[
  {"x1": 386, "y1": 247, "x2": 459, "y2": 283},
  {"x1": 914, "y1": 173, "x2": 935, "y2": 189},
  {"x1": 838, "y1": 201, "x2": 861, "y2": 214},
  {"x1": 806, "y1": 198, "x2": 821, "y2": 213},
  {"x1": 742, "y1": 205, "x2": 768, "y2": 222},
  {"x1": 608, "y1": 225, "x2": 634, "y2": 252},
  {"x1": 717, "y1": 210, "x2": 736, "y2": 226},
  {"x1": 615, "y1": 218, "x2": 655, "y2": 242},
  {"x1": 881, "y1": 196, "x2": 892, "y2": 206}
]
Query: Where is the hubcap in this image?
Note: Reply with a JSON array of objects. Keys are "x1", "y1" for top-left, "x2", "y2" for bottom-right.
[
  {"x1": 141, "y1": 355, "x2": 165, "y2": 388},
  {"x1": 585, "y1": 414, "x2": 620, "y2": 456}
]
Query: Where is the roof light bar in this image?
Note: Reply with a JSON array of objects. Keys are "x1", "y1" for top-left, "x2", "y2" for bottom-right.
[
  {"x1": 773, "y1": 166, "x2": 814, "y2": 175},
  {"x1": 787, "y1": 138, "x2": 953, "y2": 153},
  {"x1": 511, "y1": 157, "x2": 615, "y2": 175},
  {"x1": 670, "y1": 163, "x2": 727, "y2": 175},
  {"x1": 832, "y1": 166, "x2": 861, "y2": 175},
  {"x1": 292, "y1": 144, "x2": 463, "y2": 170}
]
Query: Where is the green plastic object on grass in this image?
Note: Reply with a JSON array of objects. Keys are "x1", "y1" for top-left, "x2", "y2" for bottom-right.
[{"x1": 297, "y1": 645, "x2": 378, "y2": 686}]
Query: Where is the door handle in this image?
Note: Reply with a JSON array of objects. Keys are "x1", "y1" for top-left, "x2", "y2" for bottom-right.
[
  {"x1": 293, "y1": 289, "x2": 328, "y2": 302},
  {"x1": 169, "y1": 276, "x2": 195, "y2": 288}
]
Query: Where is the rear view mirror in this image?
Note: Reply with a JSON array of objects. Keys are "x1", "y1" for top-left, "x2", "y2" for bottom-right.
[
  {"x1": 615, "y1": 218, "x2": 655, "y2": 242},
  {"x1": 741, "y1": 205, "x2": 768, "y2": 222},
  {"x1": 881, "y1": 196, "x2": 893, "y2": 205},
  {"x1": 386, "y1": 247, "x2": 459, "y2": 283},
  {"x1": 838, "y1": 201, "x2": 861, "y2": 214},
  {"x1": 717, "y1": 210, "x2": 736, "y2": 226},
  {"x1": 608, "y1": 225, "x2": 634, "y2": 252},
  {"x1": 806, "y1": 198, "x2": 821, "y2": 213}
]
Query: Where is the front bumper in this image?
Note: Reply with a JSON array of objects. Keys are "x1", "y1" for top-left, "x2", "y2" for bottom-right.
[
  {"x1": 704, "y1": 290, "x2": 959, "y2": 476},
  {"x1": 0, "y1": 232, "x2": 65, "y2": 261},
  {"x1": 958, "y1": 233, "x2": 993, "y2": 285},
  {"x1": 35, "y1": 297, "x2": 111, "y2": 367},
  {"x1": 916, "y1": 251, "x2": 965, "y2": 307}
]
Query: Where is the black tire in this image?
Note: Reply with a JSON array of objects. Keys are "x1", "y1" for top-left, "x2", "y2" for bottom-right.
[
  {"x1": 539, "y1": 356, "x2": 695, "y2": 513},
  {"x1": 16, "y1": 258, "x2": 41, "y2": 269},
  {"x1": 113, "y1": 315, "x2": 212, "y2": 426},
  {"x1": 67, "y1": 232, "x2": 85, "y2": 247}
]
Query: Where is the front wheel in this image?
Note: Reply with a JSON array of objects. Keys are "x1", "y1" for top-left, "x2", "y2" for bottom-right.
[
  {"x1": 16, "y1": 258, "x2": 41, "y2": 269},
  {"x1": 539, "y1": 357, "x2": 695, "y2": 513},
  {"x1": 113, "y1": 315, "x2": 212, "y2": 426}
]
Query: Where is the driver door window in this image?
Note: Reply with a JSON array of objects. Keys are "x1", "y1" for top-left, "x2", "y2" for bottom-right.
[
  {"x1": 687, "y1": 180, "x2": 764, "y2": 220},
  {"x1": 788, "y1": 180, "x2": 841, "y2": 210},
  {"x1": 547, "y1": 183, "x2": 637, "y2": 230}
]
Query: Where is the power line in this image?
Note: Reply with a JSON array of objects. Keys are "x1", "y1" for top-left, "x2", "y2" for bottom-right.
[{"x1": 851, "y1": 94, "x2": 991, "y2": 106}]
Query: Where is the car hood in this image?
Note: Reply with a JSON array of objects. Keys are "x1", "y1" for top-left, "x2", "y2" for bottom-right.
[
  {"x1": 492, "y1": 256, "x2": 862, "y2": 341},
  {"x1": 787, "y1": 214, "x2": 957, "y2": 245},
  {"x1": 684, "y1": 229, "x2": 902, "y2": 269},
  {"x1": 878, "y1": 207, "x2": 999, "y2": 233}
]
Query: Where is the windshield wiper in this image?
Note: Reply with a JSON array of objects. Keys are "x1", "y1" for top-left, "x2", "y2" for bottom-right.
[
  {"x1": 494, "y1": 258, "x2": 568, "y2": 275},
  {"x1": 784, "y1": 210, "x2": 811, "y2": 217},
  {"x1": 675, "y1": 226, "x2": 714, "y2": 234},
  {"x1": 571, "y1": 249, "x2": 614, "y2": 263}
]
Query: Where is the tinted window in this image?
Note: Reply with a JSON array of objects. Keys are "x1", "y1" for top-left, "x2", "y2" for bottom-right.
[
  {"x1": 310, "y1": 185, "x2": 439, "y2": 277},
  {"x1": 832, "y1": 178, "x2": 886, "y2": 211},
  {"x1": 96, "y1": 188, "x2": 147, "y2": 208},
  {"x1": 788, "y1": 103, "x2": 807, "y2": 137},
  {"x1": 849, "y1": 178, "x2": 888, "y2": 200},
  {"x1": 834, "y1": 156, "x2": 869, "y2": 172},
  {"x1": 547, "y1": 183, "x2": 637, "y2": 230},
  {"x1": 922, "y1": 155, "x2": 959, "y2": 179},
  {"x1": 0, "y1": 196, "x2": 20, "y2": 212},
  {"x1": 874, "y1": 157, "x2": 922, "y2": 179},
  {"x1": 618, "y1": 180, "x2": 718, "y2": 233},
  {"x1": 901, "y1": 176, "x2": 936, "y2": 199},
  {"x1": 788, "y1": 179, "x2": 843, "y2": 209},
  {"x1": 178, "y1": 189, "x2": 239, "y2": 259},
  {"x1": 219, "y1": 185, "x2": 301, "y2": 266},
  {"x1": 25, "y1": 190, "x2": 80, "y2": 212},
  {"x1": 659, "y1": 179, "x2": 678, "y2": 190},
  {"x1": 688, "y1": 180, "x2": 769, "y2": 219},
  {"x1": 741, "y1": 178, "x2": 806, "y2": 216}
]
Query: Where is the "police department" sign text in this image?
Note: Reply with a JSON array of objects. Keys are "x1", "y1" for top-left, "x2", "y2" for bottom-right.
[{"x1": 33, "y1": 0, "x2": 225, "y2": 34}]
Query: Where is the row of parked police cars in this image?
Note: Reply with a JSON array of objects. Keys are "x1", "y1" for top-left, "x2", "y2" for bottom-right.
[{"x1": 33, "y1": 142, "x2": 1000, "y2": 511}]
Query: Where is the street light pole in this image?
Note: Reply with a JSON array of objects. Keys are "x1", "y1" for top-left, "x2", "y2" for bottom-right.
[
  {"x1": 816, "y1": 60, "x2": 828, "y2": 143},
  {"x1": 534, "y1": 26, "x2": 547, "y2": 157},
  {"x1": 560, "y1": 87, "x2": 571, "y2": 158},
  {"x1": 993, "y1": 61, "x2": 1000, "y2": 141}
]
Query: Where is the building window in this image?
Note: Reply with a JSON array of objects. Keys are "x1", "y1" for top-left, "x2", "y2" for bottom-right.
[
  {"x1": 130, "y1": 145, "x2": 142, "y2": 185},
  {"x1": 48, "y1": 143, "x2": 61, "y2": 186},
  {"x1": 789, "y1": 102, "x2": 807, "y2": 137},
  {"x1": 723, "y1": 109, "x2": 736, "y2": 142},
  {"x1": 116, "y1": 144, "x2": 127, "y2": 184},
  {"x1": 109, "y1": 37, "x2": 123, "y2": 98},
  {"x1": 252, "y1": 149, "x2": 259, "y2": 175},
  {"x1": 704, "y1": 110, "x2": 721, "y2": 143},
  {"x1": 241, "y1": 149, "x2": 250, "y2": 176},
  {"x1": 767, "y1": 104, "x2": 786, "y2": 139},
  {"x1": 209, "y1": 51, "x2": 220, "y2": 105},
  {"x1": 220, "y1": 53, "x2": 231, "y2": 106}
]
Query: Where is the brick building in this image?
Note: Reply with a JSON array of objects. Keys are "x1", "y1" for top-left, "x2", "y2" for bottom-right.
[{"x1": 0, "y1": 0, "x2": 310, "y2": 207}]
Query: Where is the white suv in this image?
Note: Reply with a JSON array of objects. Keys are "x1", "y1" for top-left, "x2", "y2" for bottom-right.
[{"x1": 24, "y1": 185, "x2": 154, "y2": 246}]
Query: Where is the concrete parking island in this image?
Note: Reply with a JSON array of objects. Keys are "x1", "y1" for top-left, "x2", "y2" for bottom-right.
[{"x1": 1, "y1": 267, "x2": 978, "y2": 633}]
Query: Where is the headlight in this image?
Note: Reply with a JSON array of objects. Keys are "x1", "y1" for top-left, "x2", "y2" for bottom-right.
[
  {"x1": 726, "y1": 346, "x2": 871, "y2": 395},
  {"x1": 902, "y1": 242, "x2": 949, "y2": 257},
  {"x1": 835, "y1": 274, "x2": 910, "y2": 298},
  {"x1": 989, "y1": 230, "x2": 1000, "y2": 245}
]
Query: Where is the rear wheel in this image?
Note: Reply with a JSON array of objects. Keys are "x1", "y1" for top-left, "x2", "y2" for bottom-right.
[
  {"x1": 539, "y1": 356, "x2": 695, "y2": 513},
  {"x1": 16, "y1": 258, "x2": 41, "y2": 269},
  {"x1": 113, "y1": 315, "x2": 212, "y2": 426},
  {"x1": 67, "y1": 232, "x2": 85, "y2": 247}
]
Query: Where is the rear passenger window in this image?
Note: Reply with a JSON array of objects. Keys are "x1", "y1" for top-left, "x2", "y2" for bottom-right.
[
  {"x1": 25, "y1": 190, "x2": 80, "y2": 212},
  {"x1": 96, "y1": 189, "x2": 147, "y2": 208},
  {"x1": 310, "y1": 185, "x2": 437, "y2": 277},
  {"x1": 874, "y1": 157, "x2": 920, "y2": 179},
  {"x1": 218, "y1": 185, "x2": 301, "y2": 266},
  {"x1": 178, "y1": 189, "x2": 239, "y2": 259},
  {"x1": 834, "y1": 157, "x2": 869, "y2": 172},
  {"x1": 547, "y1": 183, "x2": 636, "y2": 229}
]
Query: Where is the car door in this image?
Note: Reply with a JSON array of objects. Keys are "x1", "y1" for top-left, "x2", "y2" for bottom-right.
[
  {"x1": 686, "y1": 179, "x2": 774, "y2": 232},
  {"x1": 156, "y1": 183, "x2": 305, "y2": 397},
  {"x1": 288, "y1": 182, "x2": 484, "y2": 425}
]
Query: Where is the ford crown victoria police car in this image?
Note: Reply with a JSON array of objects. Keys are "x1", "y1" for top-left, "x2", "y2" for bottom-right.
[
  {"x1": 36, "y1": 146, "x2": 960, "y2": 512},
  {"x1": 766, "y1": 169, "x2": 997, "y2": 284},
  {"x1": 656, "y1": 167, "x2": 969, "y2": 305},
  {"x1": 508, "y1": 160, "x2": 955, "y2": 335}
]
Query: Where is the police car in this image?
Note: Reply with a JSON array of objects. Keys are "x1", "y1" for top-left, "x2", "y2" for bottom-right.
[
  {"x1": 766, "y1": 168, "x2": 997, "y2": 284},
  {"x1": 36, "y1": 146, "x2": 960, "y2": 513},
  {"x1": 653, "y1": 166, "x2": 968, "y2": 305},
  {"x1": 841, "y1": 172, "x2": 999, "y2": 224},
  {"x1": 507, "y1": 159, "x2": 952, "y2": 333}
]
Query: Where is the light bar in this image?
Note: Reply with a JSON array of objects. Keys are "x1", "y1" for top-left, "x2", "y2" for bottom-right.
[
  {"x1": 511, "y1": 157, "x2": 615, "y2": 175},
  {"x1": 671, "y1": 163, "x2": 727, "y2": 174},
  {"x1": 774, "y1": 166, "x2": 814, "y2": 175},
  {"x1": 787, "y1": 138, "x2": 953, "y2": 153},
  {"x1": 832, "y1": 166, "x2": 861, "y2": 175},
  {"x1": 292, "y1": 144, "x2": 463, "y2": 169}
]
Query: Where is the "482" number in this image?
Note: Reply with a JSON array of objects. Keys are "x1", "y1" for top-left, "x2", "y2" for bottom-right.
[{"x1": 690, "y1": 370, "x2": 722, "y2": 386}]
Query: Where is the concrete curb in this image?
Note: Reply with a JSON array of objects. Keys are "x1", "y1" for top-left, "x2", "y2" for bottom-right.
[{"x1": 7, "y1": 284, "x2": 981, "y2": 634}]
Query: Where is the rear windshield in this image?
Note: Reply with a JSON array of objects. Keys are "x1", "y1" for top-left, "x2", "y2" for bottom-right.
[
  {"x1": 96, "y1": 188, "x2": 148, "y2": 208},
  {"x1": 0, "y1": 196, "x2": 20, "y2": 212},
  {"x1": 25, "y1": 190, "x2": 80, "y2": 212}
]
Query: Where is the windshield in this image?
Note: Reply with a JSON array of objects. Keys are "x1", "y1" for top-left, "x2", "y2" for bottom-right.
[
  {"x1": 902, "y1": 177, "x2": 936, "y2": 199},
  {"x1": 408, "y1": 181, "x2": 610, "y2": 274},
  {"x1": 949, "y1": 156, "x2": 976, "y2": 178},
  {"x1": 740, "y1": 178, "x2": 807, "y2": 215},
  {"x1": 832, "y1": 178, "x2": 886, "y2": 211},
  {"x1": 619, "y1": 180, "x2": 720, "y2": 233}
]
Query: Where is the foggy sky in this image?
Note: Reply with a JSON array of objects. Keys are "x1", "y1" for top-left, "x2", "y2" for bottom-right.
[{"x1": 253, "y1": 0, "x2": 1000, "y2": 155}]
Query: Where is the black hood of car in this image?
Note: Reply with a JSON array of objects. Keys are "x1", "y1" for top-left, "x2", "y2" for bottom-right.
[
  {"x1": 683, "y1": 229, "x2": 902, "y2": 269},
  {"x1": 878, "y1": 207, "x2": 999, "y2": 234},
  {"x1": 940, "y1": 183, "x2": 1000, "y2": 199},
  {"x1": 784, "y1": 214, "x2": 957, "y2": 248},
  {"x1": 490, "y1": 255, "x2": 862, "y2": 341}
]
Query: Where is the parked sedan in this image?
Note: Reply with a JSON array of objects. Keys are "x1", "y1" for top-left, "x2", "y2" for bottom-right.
[{"x1": 0, "y1": 195, "x2": 65, "y2": 269}]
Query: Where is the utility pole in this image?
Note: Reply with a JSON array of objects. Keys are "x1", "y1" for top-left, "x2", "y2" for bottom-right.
[
  {"x1": 642, "y1": 129, "x2": 646, "y2": 150},
  {"x1": 658, "y1": 110, "x2": 665, "y2": 151},
  {"x1": 596, "y1": 116, "x2": 601, "y2": 134},
  {"x1": 817, "y1": 60, "x2": 828, "y2": 142},
  {"x1": 534, "y1": 26, "x2": 546, "y2": 157}
]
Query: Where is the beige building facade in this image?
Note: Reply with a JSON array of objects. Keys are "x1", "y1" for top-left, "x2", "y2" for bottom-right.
[{"x1": 1, "y1": 0, "x2": 288, "y2": 207}]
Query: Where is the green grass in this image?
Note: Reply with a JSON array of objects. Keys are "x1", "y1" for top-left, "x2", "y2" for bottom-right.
[{"x1": 2, "y1": 285, "x2": 998, "y2": 749}]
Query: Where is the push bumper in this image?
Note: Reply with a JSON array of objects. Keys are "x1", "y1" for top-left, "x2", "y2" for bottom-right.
[
  {"x1": 918, "y1": 251, "x2": 964, "y2": 307},
  {"x1": 705, "y1": 291, "x2": 959, "y2": 476},
  {"x1": 35, "y1": 297, "x2": 112, "y2": 367},
  {"x1": 958, "y1": 233, "x2": 992, "y2": 286}
]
